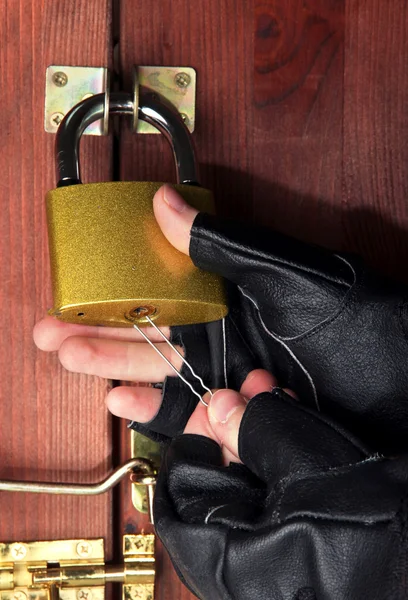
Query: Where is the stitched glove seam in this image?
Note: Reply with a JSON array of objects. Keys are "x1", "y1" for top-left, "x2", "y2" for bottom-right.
[
  {"x1": 239, "y1": 392, "x2": 371, "y2": 464},
  {"x1": 191, "y1": 227, "x2": 353, "y2": 289},
  {"x1": 228, "y1": 313, "x2": 257, "y2": 362},
  {"x1": 175, "y1": 493, "x2": 262, "y2": 514},
  {"x1": 277, "y1": 513, "x2": 393, "y2": 526},
  {"x1": 238, "y1": 278, "x2": 361, "y2": 345},
  {"x1": 275, "y1": 455, "x2": 385, "y2": 522},
  {"x1": 266, "y1": 453, "x2": 384, "y2": 498},
  {"x1": 239, "y1": 297, "x2": 320, "y2": 409}
]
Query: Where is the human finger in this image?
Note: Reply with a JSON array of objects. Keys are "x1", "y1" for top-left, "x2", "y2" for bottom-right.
[
  {"x1": 33, "y1": 315, "x2": 170, "y2": 352},
  {"x1": 58, "y1": 336, "x2": 183, "y2": 382},
  {"x1": 106, "y1": 385, "x2": 162, "y2": 422}
]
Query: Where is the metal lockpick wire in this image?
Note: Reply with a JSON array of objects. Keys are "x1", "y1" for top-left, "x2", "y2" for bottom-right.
[{"x1": 133, "y1": 316, "x2": 212, "y2": 407}]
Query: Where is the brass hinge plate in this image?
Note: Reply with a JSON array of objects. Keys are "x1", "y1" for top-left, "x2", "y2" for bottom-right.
[{"x1": 0, "y1": 535, "x2": 154, "y2": 600}]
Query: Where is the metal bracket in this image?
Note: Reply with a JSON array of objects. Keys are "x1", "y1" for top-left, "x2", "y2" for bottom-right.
[
  {"x1": 44, "y1": 66, "x2": 109, "y2": 136},
  {"x1": 44, "y1": 65, "x2": 196, "y2": 136},
  {"x1": 0, "y1": 535, "x2": 155, "y2": 600},
  {"x1": 134, "y1": 66, "x2": 196, "y2": 133}
]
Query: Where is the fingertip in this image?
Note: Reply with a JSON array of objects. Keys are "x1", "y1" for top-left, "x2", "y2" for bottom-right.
[
  {"x1": 106, "y1": 386, "x2": 162, "y2": 422},
  {"x1": 32, "y1": 318, "x2": 46, "y2": 350},
  {"x1": 207, "y1": 389, "x2": 246, "y2": 458},
  {"x1": 105, "y1": 388, "x2": 123, "y2": 417},
  {"x1": 240, "y1": 369, "x2": 278, "y2": 399},
  {"x1": 33, "y1": 315, "x2": 62, "y2": 351},
  {"x1": 153, "y1": 184, "x2": 197, "y2": 255}
]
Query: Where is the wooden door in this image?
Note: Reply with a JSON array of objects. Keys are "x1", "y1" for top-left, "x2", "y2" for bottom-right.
[
  {"x1": 0, "y1": 0, "x2": 114, "y2": 548},
  {"x1": 1, "y1": 1, "x2": 407, "y2": 599}
]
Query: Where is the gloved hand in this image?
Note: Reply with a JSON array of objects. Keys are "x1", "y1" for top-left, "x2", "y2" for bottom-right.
[
  {"x1": 155, "y1": 377, "x2": 408, "y2": 600},
  {"x1": 34, "y1": 184, "x2": 408, "y2": 453},
  {"x1": 135, "y1": 185, "x2": 408, "y2": 454}
]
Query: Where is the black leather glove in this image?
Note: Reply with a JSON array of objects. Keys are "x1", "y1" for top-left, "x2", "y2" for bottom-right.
[
  {"x1": 154, "y1": 388, "x2": 408, "y2": 600},
  {"x1": 131, "y1": 213, "x2": 408, "y2": 454}
]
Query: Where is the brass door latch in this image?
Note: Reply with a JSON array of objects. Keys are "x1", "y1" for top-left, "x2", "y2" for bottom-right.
[{"x1": 0, "y1": 535, "x2": 154, "y2": 600}]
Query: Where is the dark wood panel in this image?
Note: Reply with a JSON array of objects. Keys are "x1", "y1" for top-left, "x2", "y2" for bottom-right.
[
  {"x1": 252, "y1": 0, "x2": 344, "y2": 249},
  {"x1": 343, "y1": 0, "x2": 408, "y2": 278},
  {"x1": 0, "y1": 1, "x2": 114, "y2": 549}
]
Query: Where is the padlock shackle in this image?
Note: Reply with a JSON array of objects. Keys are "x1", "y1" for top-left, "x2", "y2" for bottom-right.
[{"x1": 56, "y1": 92, "x2": 199, "y2": 187}]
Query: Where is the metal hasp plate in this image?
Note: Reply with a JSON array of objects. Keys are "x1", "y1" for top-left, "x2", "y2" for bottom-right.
[
  {"x1": 0, "y1": 535, "x2": 155, "y2": 600},
  {"x1": 135, "y1": 66, "x2": 196, "y2": 134},
  {"x1": 44, "y1": 65, "x2": 196, "y2": 136},
  {"x1": 44, "y1": 66, "x2": 109, "y2": 135}
]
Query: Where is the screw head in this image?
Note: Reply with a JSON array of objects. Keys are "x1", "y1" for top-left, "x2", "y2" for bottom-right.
[
  {"x1": 10, "y1": 543, "x2": 27, "y2": 560},
  {"x1": 76, "y1": 541, "x2": 93, "y2": 558},
  {"x1": 180, "y1": 113, "x2": 189, "y2": 125},
  {"x1": 175, "y1": 72, "x2": 191, "y2": 88},
  {"x1": 52, "y1": 71, "x2": 68, "y2": 87},
  {"x1": 124, "y1": 586, "x2": 152, "y2": 600},
  {"x1": 13, "y1": 592, "x2": 27, "y2": 600},
  {"x1": 50, "y1": 112, "x2": 64, "y2": 127},
  {"x1": 77, "y1": 589, "x2": 92, "y2": 600}
]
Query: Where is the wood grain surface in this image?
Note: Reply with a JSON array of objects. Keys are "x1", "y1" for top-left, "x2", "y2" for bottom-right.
[
  {"x1": 0, "y1": 0, "x2": 114, "y2": 551},
  {"x1": 118, "y1": 0, "x2": 408, "y2": 597},
  {"x1": 343, "y1": 0, "x2": 408, "y2": 279},
  {"x1": 1, "y1": 0, "x2": 407, "y2": 597}
]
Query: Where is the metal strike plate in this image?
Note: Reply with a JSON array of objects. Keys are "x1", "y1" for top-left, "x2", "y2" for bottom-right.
[
  {"x1": 131, "y1": 430, "x2": 161, "y2": 517},
  {"x1": 123, "y1": 535, "x2": 155, "y2": 600},
  {"x1": 0, "y1": 538, "x2": 105, "y2": 600},
  {"x1": 0, "y1": 535, "x2": 155, "y2": 600},
  {"x1": 135, "y1": 66, "x2": 196, "y2": 134},
  {"x1": 44, "y1": 66, "x2": 109, "y2": 135}
]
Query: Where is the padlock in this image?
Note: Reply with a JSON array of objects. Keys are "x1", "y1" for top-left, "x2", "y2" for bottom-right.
[{"x1": 46, "y1": 91, "x2": 228, "y2": 327}]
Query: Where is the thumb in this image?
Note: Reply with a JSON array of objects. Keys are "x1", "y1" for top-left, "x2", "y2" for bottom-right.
[
  {"x1": 207, "y1": 389, "x2": 248, "y2": 459},
  {"x1": 153, "y1": 184, "x2": 198, "y2": 255}
]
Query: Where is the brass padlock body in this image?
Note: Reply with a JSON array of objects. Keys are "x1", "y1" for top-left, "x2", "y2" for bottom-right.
[{"x1": 46, "y1": 181, "x2": 228, "y2": 327}]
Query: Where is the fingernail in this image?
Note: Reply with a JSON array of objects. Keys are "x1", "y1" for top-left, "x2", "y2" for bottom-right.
[
  {"x1": 209, "y1": 390, "x2": 245, "y2": 424},
  {"x1": 163, "y1": 184, "x2": 187, "y2": 212}
]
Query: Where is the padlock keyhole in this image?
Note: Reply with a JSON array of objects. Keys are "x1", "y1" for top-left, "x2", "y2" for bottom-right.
[{"x1": 126, "y1": 305, "x2": 157, "y2": 323}]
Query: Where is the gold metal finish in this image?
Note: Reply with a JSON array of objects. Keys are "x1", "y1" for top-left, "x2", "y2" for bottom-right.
[
  {"x1": 0, "y1": 536, "x2": 155, "y2": 600},
  {"x1": 132, "y1": 67, "x2": 140, "y2": 132},
  {"x1": 131, "y1": 432, "x2": 161, "y2": 519},
  {"x1": 45, "y1": 66, "x2": 109, "y2": 136},
  {"x1": 174, "y1": 72, "x2": 191, "y2": 88},
  {"x1": 52, "y1": 71, "x2": 69, "y2": 87},
  {"x1": 135, "y1": 66, "x2": 196, "y2": 134},
  {"x1": 0, "y1": 458, "x2": 153, "y2": 495},
  {"x1": 46, "y1": 182, "x2": 228, "y2": 328},
  {"x1": 50, "y1": 112, "x2": 65, "y2": 127}
]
